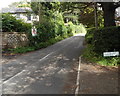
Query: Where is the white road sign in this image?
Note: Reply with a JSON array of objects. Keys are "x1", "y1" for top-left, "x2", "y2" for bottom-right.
[
  {"x1": 31, "y1": 26, "x2": 37, "y2": 36},
  {"x1": 103, "y1": 51, "x2": 119, "y2": 57}
]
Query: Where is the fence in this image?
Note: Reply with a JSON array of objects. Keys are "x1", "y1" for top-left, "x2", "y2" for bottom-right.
[{"x1": 2, "y1": 32, "x2": 29, "y2": 49}]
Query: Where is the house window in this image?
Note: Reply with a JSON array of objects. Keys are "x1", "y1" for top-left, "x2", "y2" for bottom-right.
[
  {"x1": 27, "y1": 14, "x2": 31, "y2": 21},
  {"x1": 33, "y1": 16, "x2": 37, "y2": 19},
  {"x1": 16, "y1": 14, "x2": 20, "y2": 19}
]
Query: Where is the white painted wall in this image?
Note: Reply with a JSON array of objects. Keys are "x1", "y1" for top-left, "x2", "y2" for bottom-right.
[
  {"x1": 11, "y1": 13, "x2": 39, "y2": 24},
  {"x1": 116, "y1": 7, "x2": 120, "y2": 17}
]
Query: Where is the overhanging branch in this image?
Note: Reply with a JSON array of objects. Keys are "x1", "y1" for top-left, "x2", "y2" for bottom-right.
[{"x1": 114, "y1": 2, "x2": 120, "y2": 9}]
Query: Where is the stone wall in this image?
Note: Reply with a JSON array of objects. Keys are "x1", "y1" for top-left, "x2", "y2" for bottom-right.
[{"x1": 2, "y1": 32, "x2": 29, "y2": 49}]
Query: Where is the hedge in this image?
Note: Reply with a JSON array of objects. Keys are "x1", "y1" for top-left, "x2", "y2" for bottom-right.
[
  {"x1": 2, "y1": 13, "x2": 31, "y2": 32},
  {"x1": 86, "y1": 26, "x2": 120, "y2": 55}
]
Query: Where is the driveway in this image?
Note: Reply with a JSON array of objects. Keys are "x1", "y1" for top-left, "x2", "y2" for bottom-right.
[{"x1": 2, "y1": 35, "x2": 85, "y2": 94}]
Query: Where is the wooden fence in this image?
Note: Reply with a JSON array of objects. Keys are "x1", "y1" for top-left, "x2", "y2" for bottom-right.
[{"x1": 2, "y1": 32, "x2": 29, "y2": 49}]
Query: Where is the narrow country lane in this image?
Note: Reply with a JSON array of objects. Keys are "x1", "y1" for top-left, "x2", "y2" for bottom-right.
[{"x1": 2, "y1": 34, "x2": 85, "y2": 94}]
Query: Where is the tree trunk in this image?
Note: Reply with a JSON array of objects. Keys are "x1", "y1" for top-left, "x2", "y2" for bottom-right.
[
  {"x1": 101, "y1": 3, "x2": 116, "y2": 27},
  {"x1": 94, "y1": 2, "x2": 98, "y2": 29},
  {"x1": 38, "y1": 2, "x2": 41, "y2": 24}
]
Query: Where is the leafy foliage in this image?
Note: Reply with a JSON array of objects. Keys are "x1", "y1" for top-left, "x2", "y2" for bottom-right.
[
  {"x1": 84, "y1": 26, "x2": 120, "y2": 66},
  {"x1": 7, "y1": 36, "x2": 67, "y2": 54},
  {"x1": 83, "y1": 44, "x2": 120, "y2": 66},
  {"x1": 86, "y1": 26, "x2": 120, "y2": 54},
  {"x1": 30, "y1": 2, "x2": 75, "y2": 46},
  {"x1": 2, "y1": 13, "x2": 31, "y2": 32},
  {"x1": 28, "y1": 11, "x2": 71, "y2": 47},
  {"x1": 31, "y1": 2, "x2": 61, "y2": 24}
]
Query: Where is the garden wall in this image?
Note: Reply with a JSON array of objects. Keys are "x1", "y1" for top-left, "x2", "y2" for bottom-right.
[{"x1": 2, "y1": 32, "x2": 29, "y2": 49}]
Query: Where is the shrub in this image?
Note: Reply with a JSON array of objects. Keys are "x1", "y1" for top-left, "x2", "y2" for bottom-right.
[
  {"x1": 36, "y1": 21, "x2": 56, "y2": 42},
  {"x1": 2, "y1": 13, "x2": 31, "y2": 32},
  {"x1": 54, "y1": 12, "x2": 68, "y2": 37},
  {"x1": 75, "y1": 24, "x2": 87, "y2": 34},
  {"x1": 85, "y1": 26, "x2": 120, "y2": 55},
  {"x1": 66, "y1": 22, "x2": 74, "y2": 36},
  {"x1": 28, "y1": 12, "x2": 69, "y2": 46},
  {"x1": 93, "y1": 26, "x2": 120, "y2": 54},
  {"x1": 82, "y1": 44, "x2": 120, "y2": 66},
  {"x1": 66, "y1": 22, "x2": 87, "y2": 36},
  {"x1": 85, "y1": 27, "x2": 96, "y2": 44},
  {"x1": 56, "y1": 24, "x2": 68, "y2": 37}
]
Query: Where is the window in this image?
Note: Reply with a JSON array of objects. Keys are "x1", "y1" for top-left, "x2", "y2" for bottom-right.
[
  {"x1": 16, "y1": 14, "x2": 20, "y2": 19},
  {"x1": 33, "y1": 16, "x2": 37, "y2": 19},
  {"x1": 27, "y1": 14, "x2": 31, "y2": 21}
]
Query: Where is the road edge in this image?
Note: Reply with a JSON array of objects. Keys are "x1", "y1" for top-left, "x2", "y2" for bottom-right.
[{"x1": 75, "y1": 56, "x2": 81, "y2": 96}]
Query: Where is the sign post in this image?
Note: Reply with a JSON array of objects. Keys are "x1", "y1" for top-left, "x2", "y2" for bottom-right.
[{"x1": 31, "y1": 26, "x2": 37, "y2": 36}]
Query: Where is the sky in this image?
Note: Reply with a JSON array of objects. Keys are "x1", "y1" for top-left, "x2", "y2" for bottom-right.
[{"x1": 0, "y1": 0, "x2": 31, "y2": 9}]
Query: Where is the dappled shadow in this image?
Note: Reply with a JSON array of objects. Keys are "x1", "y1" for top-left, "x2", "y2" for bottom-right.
[
  {"x1": 2, "y1": 35, "x2": 84, "y2": 94},
  {"x1": 79, "y1": 60, "x2": 119, "y2": 94}
]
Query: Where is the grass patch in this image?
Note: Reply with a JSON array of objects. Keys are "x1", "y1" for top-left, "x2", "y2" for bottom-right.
[
  {"x1": 82, "y1": 44, "x2": 120, "y2": 66},
  {"x1": 8, "y1": 47, "x2": 36, "y2": 53},
  {"x1": 84, "y1": 26, "x2": 120, "y2": 66}
]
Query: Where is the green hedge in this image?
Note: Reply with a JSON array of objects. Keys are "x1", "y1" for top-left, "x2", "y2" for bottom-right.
[
  {"x1": 28, "y1": 13, "x2": 74, "y2": 46},
  {"x1": 86, "y1": 26, "x2": 120, "y2": 55},
  {"x1": 5, "y1": 36, "x2": 67, "y2": 54},
  {"x1": 85, "y1": 27, "x2": 96, "y2": 44},
  {"x1": 2, "y1": 13, "x2": 31, "y2": 32}
]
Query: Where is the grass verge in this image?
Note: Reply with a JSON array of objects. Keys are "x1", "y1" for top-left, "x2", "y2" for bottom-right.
[
  {"x1": 2, "y1": 36, "x2": 68, "y2": 54},
  {"x1": 82, "y1": 44, "x2": 120, "y2": 66}
]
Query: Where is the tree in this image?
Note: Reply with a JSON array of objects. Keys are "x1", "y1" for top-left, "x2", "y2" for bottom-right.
[
  {"x1": 61, "y1": 2, "x2": 120, "y2": 27},
  {"x1": 60, "y1": 2, "x2": 103, "y2": 28},
  {"x1": 31, "y1": 2, "x2": 60, "y2": 23},
  {"x1": 8, "y1": 0, "x2": 30, "y2": 8},
  {"x1": 2, "y1": 13, "x2": 31, "y2": 32},
  {"x1": 99, "y1": 2, "x2": 120, "y2": 27}
]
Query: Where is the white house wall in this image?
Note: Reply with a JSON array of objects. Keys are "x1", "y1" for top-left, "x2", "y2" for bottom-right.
[
  {"x1": 118, "y1": 7, "x2": 120, "y2": 16},
  {"x1": 20, "y1": 14, "x2": 32, "y2": 23},
  {"x1": 11, "y1": 13, "x2": 38, "y2": 24},
  {"x1": 116, "y1": 7, "x2": 120, "y2": 17},
  {"x1": 31, "y1": 14, "x2": 39, "y2": 22}
]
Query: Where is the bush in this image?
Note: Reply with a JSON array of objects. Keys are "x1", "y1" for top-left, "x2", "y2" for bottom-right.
[
  {"x1": 93, "y1": 26, "x2": 120, "y2": 54},
  {"x1": 8, "y1": 35, "x2": 66, "y2": 54},
  {"x1": 75, "y1": 24, "x2": 87, "y2": 34},
  {"x1": 28, "y1": 12, "x2": 69, "y2": 46},
  {"x1": 54, "y1": 12, "x2": 68, "y2": 37},
  {"x1": 66, "y1": 22, "x2": 87, "y2": 36},
  {"x1": 66, "y1": 22, "x2": 74, "y2": 36},
  {"x1": 82, "y1": 44, "x2": 120, "y2": 66},
  {"x1": 2, "y1": 13, "x2": 31, "y2": 32},
  {"x1": 85, "y1": 26, "x2": 120, "y2": 55},
  {"x1": 85, "y1": 27, "x2": 96, "y2": 44},
  {"x1": 56, "y1": 24, "x2": 67, "y2": 37}
]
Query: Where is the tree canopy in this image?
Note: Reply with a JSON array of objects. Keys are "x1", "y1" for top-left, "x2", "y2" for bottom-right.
[{"x1": 31, "y1": 2, "x2": 120, "y2": 27}]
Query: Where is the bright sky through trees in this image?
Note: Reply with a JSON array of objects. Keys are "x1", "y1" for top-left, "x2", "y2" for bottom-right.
[{"x1": 0, "y1": 0, "x2": 30, "y2": 9}]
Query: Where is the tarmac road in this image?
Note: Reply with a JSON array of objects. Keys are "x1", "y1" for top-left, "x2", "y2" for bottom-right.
[{"x1": 2, "y1": 34, "x2": 85, "y2": 94}]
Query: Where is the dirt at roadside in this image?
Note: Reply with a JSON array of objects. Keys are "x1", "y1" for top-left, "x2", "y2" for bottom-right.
[
  {"x1": 2, "y1": 52, "x2": 20, "y2": 64},
  {"x1": 78, "y1": 57, "x2": 119, "y2": 94}
]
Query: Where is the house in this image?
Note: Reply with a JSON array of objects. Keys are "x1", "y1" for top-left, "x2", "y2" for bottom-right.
[
  {"x1": 116, "y1": 7, "x2": 120, "y2": 26},
  {"x1": 1, "y1": 7, "x2": 39, "y2": 23}
]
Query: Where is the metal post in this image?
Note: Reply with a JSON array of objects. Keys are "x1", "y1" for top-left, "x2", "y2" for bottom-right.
[{"x1": 94, "y1": 2, "x2": 98, "y2": 29}]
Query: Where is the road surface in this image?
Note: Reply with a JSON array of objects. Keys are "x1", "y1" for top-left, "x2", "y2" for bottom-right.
[
  {"x1": 2, "y1": 34, "x2": 119, "y2": 95},
  {"x1": 2, "y1": 35, "x2": 85, "y2": 94}
]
